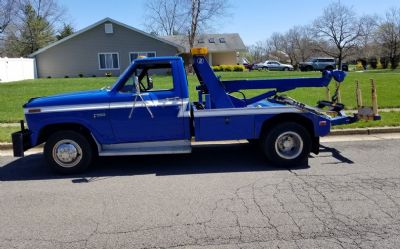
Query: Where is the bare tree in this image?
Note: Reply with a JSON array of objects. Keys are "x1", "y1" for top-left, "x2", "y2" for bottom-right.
[
  {"x1": 0, "y1": 0, "x2": 16, "y2": 34},
  {"x1": 144, "y1": 0, "x2": 187, "y2": 35},
  {"x1": 144, "y1": 0, "x2": 230, "y2": 48},
  {"x1": 312, "y1": 2, "x2": 363, "y2": 69},
  {"x1": 246, "y1": 40, "x2": 271, "y2": 63},
  {"x1": 186, "y1": 0, "x2": 229, "y2": 49},
  {"x1": 375, "y1": 8, "x2": 400, "y2": 69}
]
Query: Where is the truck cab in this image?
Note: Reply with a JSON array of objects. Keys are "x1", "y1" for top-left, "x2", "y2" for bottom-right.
[{"x1": 13, "y1": 48, "x2": 359, "y2": 173}]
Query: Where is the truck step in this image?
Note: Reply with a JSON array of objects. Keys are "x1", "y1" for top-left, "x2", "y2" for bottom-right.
[{"x1": 99, "y1": 140, "x2": 191, "y2": 156}]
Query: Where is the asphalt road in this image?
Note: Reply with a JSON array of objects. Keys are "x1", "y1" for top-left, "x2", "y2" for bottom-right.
[{"x1": 1, "y1": 136, "x2": 400, "y2": 249}]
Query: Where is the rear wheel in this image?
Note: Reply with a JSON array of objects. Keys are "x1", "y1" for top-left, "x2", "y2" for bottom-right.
[
  {"x1": 283, "y1": 67, "x2": 289, "y2": 71},
  {"x1": 261, "y1": 122, "x2": 311, "y2": 166},
  {"x1": 44, "y1": 130, "x2": 93, "y2": 174}
]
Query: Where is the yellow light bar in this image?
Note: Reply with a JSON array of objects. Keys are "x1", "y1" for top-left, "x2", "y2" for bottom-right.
[{"x1": 190, "y1": 47, "x2": 208, "y2": 55}]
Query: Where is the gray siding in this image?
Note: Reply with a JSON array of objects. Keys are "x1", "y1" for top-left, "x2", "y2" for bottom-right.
[{"x1": 35, "y1": 22, "x2": 179, "y2": 78}]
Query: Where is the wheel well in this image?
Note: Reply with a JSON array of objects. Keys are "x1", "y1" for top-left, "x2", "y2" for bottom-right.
[
  {"x1": 260, "y1": 113, "x2": 315, "y2": 138},
  {"x1": 38, "y1": 123, "x2": 97, "y2": 150},
  {"x1": 259, "y1": 113, "x2": 319, "y2": 154}
]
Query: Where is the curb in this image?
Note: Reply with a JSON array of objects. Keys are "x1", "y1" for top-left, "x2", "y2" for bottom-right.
[
  {"x1": 1, "y1": 127, "x2": 400, "y2": 151},
  {"x1": 330, "y1": 126, "x2": 400, "y2": 136}
]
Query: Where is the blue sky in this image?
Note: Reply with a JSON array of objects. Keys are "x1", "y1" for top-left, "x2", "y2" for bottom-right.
[{"x1": 63, "y1": 0, "x2": 399, "y2": 45}]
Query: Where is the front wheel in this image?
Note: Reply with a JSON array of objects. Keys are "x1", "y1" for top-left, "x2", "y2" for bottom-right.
[
  {"x1": 44, "y1": 130, "x2": 93, "y2": 174},
  {"x1": 261, "y1": 122, "x2": 311, "y2": 166}
]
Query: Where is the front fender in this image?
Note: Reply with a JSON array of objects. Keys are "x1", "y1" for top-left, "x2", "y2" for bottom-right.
[{"x1": 26, "y1": 110, "x2": 115, "y2": 146}]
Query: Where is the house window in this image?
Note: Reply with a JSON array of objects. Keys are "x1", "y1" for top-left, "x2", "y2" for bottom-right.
[
  {"x1": 219, "y1": 38, "x2": 226, "y2": 43},
  {"x1": 129, "y1": 51, "x2": 157, "y2": 62},
  {"x1": 98, "y1": 53, "x2": 119, "y2": 70},
  {"x1": 104, "y1": 23, "x2": 113, "y2": 34},
  {"x1": 208, "y1": 38, "x2": 215, "y2": 43}
]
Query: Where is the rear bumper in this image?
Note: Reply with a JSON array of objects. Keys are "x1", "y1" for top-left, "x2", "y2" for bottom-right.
[{"x1": 11, "y1": 129, "x2": 32, "y2": 157}]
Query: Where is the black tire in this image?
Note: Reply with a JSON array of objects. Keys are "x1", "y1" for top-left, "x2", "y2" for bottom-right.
[
  {"x1": 44, "y1": 130, "x2": 93, "y2": 174},
  {"x1": 283, "y1": 67, "x2": 289, "y2": 71},
  {"x1": 261, "y1": 122, "x2": 311, "y2": 166}
]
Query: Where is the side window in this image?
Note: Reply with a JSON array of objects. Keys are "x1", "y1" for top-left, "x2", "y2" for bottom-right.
[{"x1": 119, "y1": 63, "x2": 174, "y2": 93}]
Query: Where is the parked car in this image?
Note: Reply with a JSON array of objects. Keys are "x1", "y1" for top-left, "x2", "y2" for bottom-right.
[
  {"x1": 253, "y1": 60, "x2": 294, "y2": 71},
  {"x1": 299, "y1": 58, "x2": 336, "y2": 71}
]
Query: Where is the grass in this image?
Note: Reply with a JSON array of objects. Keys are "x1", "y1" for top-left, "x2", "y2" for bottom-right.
[
  {"x1": 0, "y1": 69, "x2": 400, "y2": 123},
  {"x1": 0, "y1": 112, "x2": 399, "y2": 143}
]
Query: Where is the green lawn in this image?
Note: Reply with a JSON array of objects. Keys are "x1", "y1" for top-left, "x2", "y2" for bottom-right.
[{"x1": 1, "y1": 69, "x2": 400, "y2": 123}]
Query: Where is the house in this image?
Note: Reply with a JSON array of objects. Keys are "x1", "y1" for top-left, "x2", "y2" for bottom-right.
[
  {"x1": 29, "y1": 17, "x2": 184, "y2": 78},
  {"x1": 163, "y1": 34, "x2": 247, "y2": 66}
]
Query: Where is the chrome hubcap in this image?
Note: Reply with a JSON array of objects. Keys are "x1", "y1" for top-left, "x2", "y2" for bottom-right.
[
  {"x1": 275, "y1": 131, "x2": 303, "y2": 160},
  {"x1": 52, "y1": 139, "x2": 82, "y2": 168}
]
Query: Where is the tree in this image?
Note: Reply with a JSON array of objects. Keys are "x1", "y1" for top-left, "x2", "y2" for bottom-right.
[
  {"x1": 0, "y1": 0, "x2": 16, "y2": 34},
  {"x1": 144, "y1": 0, "x2": 186, "y2": 36},
  {"x1": 144, "y1": 0, "x2": 230, "y2": 49},
  {"x1": 3, "y1": 0, "x2": 65, "y2": 56},
  {"x1": 376, "y1": 8, "x2": 400, "y2": 69},
  {"x1": 246, "y1": 40, "x2": 271, "y2": 63},
  {"x1": 56, "y1": 23, "x2": 73, "y2": 40},
  {"x1": 312, "y1": 2, "x2": 363, "y2": 69}
]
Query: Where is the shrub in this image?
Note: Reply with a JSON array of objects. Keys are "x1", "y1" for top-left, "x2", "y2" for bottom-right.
[
  {"x1": 92, "y1": 74, "x2": 96, "y2": 77},
  {"x1": 221, "y1": 65, "x2": 234, "y2": 72},
  {"x1": 355, "y1": 61, "x2": 364, "y2": 71},
  {"x1": 233, "y1": 65, "x2": 245, "y2": 72},
  {"x1": 212, "y1": 66, "x2": 222, "y2": 72},
  {"x1": 47, "y1": 76, "x2": 51, "y2": 79},
  {"x1": 64, "y1": 75, "x2": 69, "y2": 78},
  {"x1": 78, "y1": 73, "x2": 84, "y2": 78},
  {"x1": 368, "y1": 57, "x2": 378, "y2": 69},
  {"x1": 105, "y1": 72, "x2": 112, "y2": 77},
  {"x1": 380, "y1": 57, "x2": 389, "y2": 69}
]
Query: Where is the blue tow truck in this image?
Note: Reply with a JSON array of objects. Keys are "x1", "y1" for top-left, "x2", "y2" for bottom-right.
[{"x1": 12, "y1": 48, "x2": 358, "y2": 173}]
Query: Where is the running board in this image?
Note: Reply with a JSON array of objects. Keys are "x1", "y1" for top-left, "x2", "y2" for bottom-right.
[{"x1": 98, "y1": 140, "x2": 192, "y2": 156}]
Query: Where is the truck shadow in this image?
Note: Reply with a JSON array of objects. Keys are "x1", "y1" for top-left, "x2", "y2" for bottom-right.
[{"x1": 0, "y1": 143, "x2": 310, "y2": 182}]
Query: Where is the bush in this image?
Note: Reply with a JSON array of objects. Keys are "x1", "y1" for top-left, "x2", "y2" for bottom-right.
[
  {"x1": 233, "y1": 65, "x2": 245, "y2": 72},
  {"x1": 78, "y1": 73, "x2": 84, "y2": 78},
  {"x1": 368, "y1": 57, "x2": 378, "y2": 69},
  {"x1": 105, "y1": 72, "x2": 112, "y2": 77},
  {"x1": 64, "y1": 75, "x2": 69, "y2": 78},
  {"x1": 212, "y1": 66, "x2": 222, "y2": 72},
  {"x1": 355, "y1": 61, "x2": 364, "y2": 71},
  {"x1": 47, "y1": 76, "x2": 51, "y2": 79},
  {"x1": 213, "y1": 64, "x2": 244, "y2": 72},
  {"x1": 220, "y1": 65, "x2": 234, "y2": 72},
  {"x1": 380, "y1": 57, "x2": 389, "y2": 69}
]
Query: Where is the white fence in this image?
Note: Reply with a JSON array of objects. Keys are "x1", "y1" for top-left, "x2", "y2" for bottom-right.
[{"x1": 0, "y1": 58, "x2": 36, "y2": 83}]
